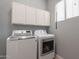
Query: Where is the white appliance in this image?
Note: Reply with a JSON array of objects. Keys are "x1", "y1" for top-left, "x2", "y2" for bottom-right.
[
  {"x1": 6, "y1": 30, "x2": 37, "y2": 59},
  {"x1": 34, "y1": 30, "x2": 55, "y2": 59}
]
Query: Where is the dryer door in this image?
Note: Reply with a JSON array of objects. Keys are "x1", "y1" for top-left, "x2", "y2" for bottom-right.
[{"x1": 41, "y1": 38, "x2": 55, "y2": 56}]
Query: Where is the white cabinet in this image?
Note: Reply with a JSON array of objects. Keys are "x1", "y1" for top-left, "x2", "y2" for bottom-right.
[
  {"x1": 44, "y1": 11, "x2": 50, "y2": 26},
  {"x1": 12, "y1": 2, "x2": 26, "y2": 24},
  {"x1": 12, "y1": 2, "x2": 50, "y2": 26},
  {"x1": 36, "y1": 9, "x2": 50, "y2": 26},
  {"x1": 36, "y1": 9, "x2": 45, "y2": 26},
  {"x1": 25, "y1": 6, "x2": 36, "y2": 25}
]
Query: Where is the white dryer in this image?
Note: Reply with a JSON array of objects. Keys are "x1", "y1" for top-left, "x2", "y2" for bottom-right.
[
  {"x1": 34, "y1": 30, "x2": 55, "y2": 59},
  {"x1": 6, "y1": 30, "x2": 37, "y2": 59}
]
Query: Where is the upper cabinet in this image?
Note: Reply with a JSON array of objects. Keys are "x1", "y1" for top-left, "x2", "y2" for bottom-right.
[
  {"x1": 44, "y1": 11, "x2": 50, "y2": 26},
  {"x1": 25, "y1": 6, "x2": 36, "y2": 25},
  {"x1": 36, "y1": 9, "x2": 50, "y2": 26},
  {"x1": 12, "y1": 2, "x2": 50, "y2": 26},
  {"x1": 12, "y1": 2, "x2": 26, "y2": 24}
]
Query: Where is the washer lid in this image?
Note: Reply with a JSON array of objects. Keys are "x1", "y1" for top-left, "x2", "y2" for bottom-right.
[{"x1": 7, "y1": 36, "x2": 35, "y2": 41}]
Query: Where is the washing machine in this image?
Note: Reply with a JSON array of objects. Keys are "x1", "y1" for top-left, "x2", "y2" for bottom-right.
[
  {"x1": 6, "y1": 30, "x2": 37, "y2": 59},
  {"x1": 34, "y1": 30, "x2": 55, "y2": 59}
]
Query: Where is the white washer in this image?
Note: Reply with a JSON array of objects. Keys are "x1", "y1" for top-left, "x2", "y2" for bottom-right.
[
  {"x1": 6, "y1": 30, "x2": 37, "y2": 59},
  {"x1": 34, "y1": 30, "x2": 55, "y2": 59}
]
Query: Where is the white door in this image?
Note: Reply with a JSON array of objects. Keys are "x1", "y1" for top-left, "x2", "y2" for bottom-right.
[
  {"x1": 25, "y1": 6, "x2": 36, "y2": 25},
  {"x1": 18, "y1": 38, "x2": 37, "y2": 59},
  {"x1": 12, "y1": 2, "x2": 26, "y2": 24}
]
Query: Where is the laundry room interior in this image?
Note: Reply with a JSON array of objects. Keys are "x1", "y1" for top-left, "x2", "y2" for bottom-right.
[{"x1": 0, "y1": 0, "x2": 79, "y2": 59}]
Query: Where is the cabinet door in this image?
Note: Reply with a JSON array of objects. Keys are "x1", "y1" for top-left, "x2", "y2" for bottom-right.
[
  {"x1": 18, "y1": 39, "x2": 37, "y2": 59},
  {"x1": 36, "y1": 9, "x2": 45, "y2": 26},
  {"x1": 36, "y1": 9, "x2": 50, "y2": 26},
  {"x1": 25, "y1": 6, "x2": 36, "y2": 25},
  {"x1": 12, "y1": 2, "x2": 26, "y2": 24},
  {"x1": 44, "y1": 11, "x2": 50, "y2": 26}
]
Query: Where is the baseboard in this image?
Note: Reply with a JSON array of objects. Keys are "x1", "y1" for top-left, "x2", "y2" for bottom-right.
[
  {"x1": 55, "y1": 54, "x2": 64, "y2": 59},
  {"x1": 0, "y1": 55, "x2": 6, "y2": 58}
]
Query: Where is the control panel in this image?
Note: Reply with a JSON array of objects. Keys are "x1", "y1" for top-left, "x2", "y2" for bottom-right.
[{"x1": 12, "y1": 30, "x2": 32, "y2": 36}]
